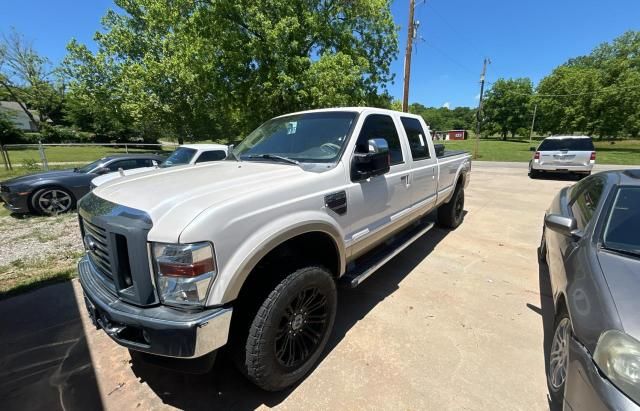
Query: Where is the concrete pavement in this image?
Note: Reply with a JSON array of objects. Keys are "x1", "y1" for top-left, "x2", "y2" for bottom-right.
[{"x1": 0, "y1": 164, "x2": 585, "y2": 410}]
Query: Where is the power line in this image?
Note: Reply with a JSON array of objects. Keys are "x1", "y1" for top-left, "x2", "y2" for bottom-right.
[{"x1": 484, "y1": 82, "x2": 640, "y2": 97}]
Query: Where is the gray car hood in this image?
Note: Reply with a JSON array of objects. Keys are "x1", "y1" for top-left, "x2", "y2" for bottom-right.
[
  {"x1": 598, "y1": 250, "x2": 640, "y2": 340},
  {"x1": 1, "y1": 170, "x2": 79, "y2": 186}
]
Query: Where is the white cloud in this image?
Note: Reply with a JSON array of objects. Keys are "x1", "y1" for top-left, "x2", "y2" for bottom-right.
[{"x1": 442, "y1": 102, "x2": 451, "y2": 109}]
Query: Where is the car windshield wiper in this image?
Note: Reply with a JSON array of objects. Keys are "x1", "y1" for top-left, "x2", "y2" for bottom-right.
[
  {"x1": 602, "y1": 245, "x2": 640, "y2": 258},
  {"x1": 244, "y1": 154, "x2": 300, "y2": 166}
]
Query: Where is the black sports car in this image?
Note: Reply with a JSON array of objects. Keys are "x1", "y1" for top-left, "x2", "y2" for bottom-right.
[{"x1": 0, "y1": 154, "x2": 165, "y2": 215}]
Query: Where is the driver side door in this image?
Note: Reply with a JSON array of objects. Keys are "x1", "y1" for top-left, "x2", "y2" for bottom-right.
[{"x1": 346, "y1": 113, "x2": 412, "y2": 258}]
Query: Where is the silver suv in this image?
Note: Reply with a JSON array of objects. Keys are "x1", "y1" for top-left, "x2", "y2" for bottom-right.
[{"x1": 529, "y1": 135, "x2": 596, "y2": 179}]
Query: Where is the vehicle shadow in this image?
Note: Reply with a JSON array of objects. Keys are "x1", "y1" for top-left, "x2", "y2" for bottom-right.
[
  {"x1": 130, "y1": 217, "x2": 451, "y2": 410},
  {"x1": 533, "y1": 172, "x2": 582, "y2": 182},
  {"x1": 0, "y1": 281, "x2": 103, "y2": 411},
  {"x1": 528, "y1": 257, "x2": 561, "y2": 411}
]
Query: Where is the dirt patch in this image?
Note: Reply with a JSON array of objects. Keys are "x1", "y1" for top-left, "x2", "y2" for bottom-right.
[{"x1": 0, "y1": 213, "x2": 83, "y2": 296}]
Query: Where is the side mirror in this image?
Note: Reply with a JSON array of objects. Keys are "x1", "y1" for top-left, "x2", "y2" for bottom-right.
[
  {"x1": 529, "y1": 146, "x2": 537, "y2": 151},
  {"x1": 351, "y1": 138, "x2": 391, "y2": 182},
  {"x1": 95, "y1": 167, "x2": 110, "y2": 175},
  {"x1": 545, "y1": 214, "x2": 581, "y2": 239},
  {"x1": 434, "y1": 144, "x2": 445, "y2": 157}
]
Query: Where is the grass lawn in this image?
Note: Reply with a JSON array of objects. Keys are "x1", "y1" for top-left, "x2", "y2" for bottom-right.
[
  {"x1": 442, "y1": 138, "x2": 640, "y2": 165},
  {"x1": 3, "y1": 145, "x2": 174, "y2": 164}
]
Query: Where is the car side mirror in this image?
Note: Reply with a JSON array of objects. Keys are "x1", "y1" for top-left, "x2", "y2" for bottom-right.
[
  {"x1": 351, "y1": 138, "x2": 391, "y2": 182},
  {"x1": 434, "y1": 144, "x2": 445, "y2": 157},
  {"x1": 95, "y1": 167, "x2": 110, "y2": 175},
  {"x1": 529, "y1": 146, "x2": 537, "y2": 151},
  {"x1": 545, "y1": 214, "x2": 581, "y2": 239}
]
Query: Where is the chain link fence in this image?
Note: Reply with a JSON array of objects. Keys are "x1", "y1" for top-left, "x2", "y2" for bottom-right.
[{"x1": 0, "y1": 142, "x2": 177, "y2": 172}]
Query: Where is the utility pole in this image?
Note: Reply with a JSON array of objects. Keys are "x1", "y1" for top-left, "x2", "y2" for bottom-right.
[
  {"x1": 528, "y1": 103, "x2": 538, "y2": 144},
  {"x1": 473, "y1": 58, "x2": 490, "y2": 159},
  {"x1": 402, "y1": 0, "x2": 416, "y2": 112}
]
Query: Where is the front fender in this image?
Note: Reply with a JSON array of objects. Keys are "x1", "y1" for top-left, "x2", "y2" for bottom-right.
[{"x1": 207, "y1": 211, "x2": 346, "y2": 305}]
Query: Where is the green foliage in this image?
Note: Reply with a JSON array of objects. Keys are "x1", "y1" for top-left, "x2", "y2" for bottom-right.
[
  {"x1": 0, "y1": 110, "x2": 25, "y2": 144},
  {"x1": 482, "y1": 78, "x2": 534, "y2": 139},
  {"x1": 64, "y1": 0, "x2": 398, "y2": 142},
  {"x1": 21, "y1": 158, "x2": 40, "y2": 171},
  {"x1": 0, "y1": 29, "x2": 65, "y2": 127},
  {"x1": 536, "y1": 31, "x2": 640, "y2": 138},
  {"x1": 408, "y1": 103, "x2": 475, "y2": 132}
]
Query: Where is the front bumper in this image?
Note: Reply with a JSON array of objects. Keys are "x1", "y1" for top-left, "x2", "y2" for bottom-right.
[
  {"x1": 0, "y1": 191, "x2": 30, "y2": 213},
  {"x1": 78, "y1": 255, "x2": 232, "y2": 358},
  {"x1": 564, "y1": 335, "x2": 639, "y2": 411}
]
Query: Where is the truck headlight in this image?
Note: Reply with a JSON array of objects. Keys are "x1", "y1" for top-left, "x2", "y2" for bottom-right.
[
  {"x1": 593, "y1": 330, "x2": 640, "y2": 404},
  {"x1": 151, "y1": 242, "x2": 216, "y2": 307}
]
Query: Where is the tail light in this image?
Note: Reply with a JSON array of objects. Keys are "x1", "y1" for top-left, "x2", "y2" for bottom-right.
[
  {"x1": 591, "y1": 151, "x2": 596, "y2": 161},
  {"x1": 534, "y1": 152, "x2": 540, "y2": 160}
]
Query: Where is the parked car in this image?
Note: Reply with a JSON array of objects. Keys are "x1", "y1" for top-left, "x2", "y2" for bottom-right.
[
  {"x1": 540, "y1": 170, "x2": 640, "y2": 410},
  {"x1": 76, "y1": 107, "x2": 471, "y2": 391},
  {"x1": 91, "y1": 144, "x2": 228, "y2": 188},
  {"x1": 0, "y1": 154, "x2": 165, "y2": 215},
  {"x1": 529, "y1": 135, "x2": 596, "y2": 179}
]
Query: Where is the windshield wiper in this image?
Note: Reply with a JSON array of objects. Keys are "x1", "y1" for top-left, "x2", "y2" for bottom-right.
[
  {"x1": 602, "y1": 245, "x2": 640, "y2": 258},
  {"x1": 245, "y1": 154, "x2": 300, "y2": 166}
]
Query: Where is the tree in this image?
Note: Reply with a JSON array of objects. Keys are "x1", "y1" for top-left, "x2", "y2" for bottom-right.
[
  {"x1": 64, "y1": 0, "x2": 398, "y2": 143},
  {"x1": 0, "y1": 29, "x2": 65, "y2": 129},
  {"x1": 482, "y1": 78, "x2": 533, "y2": 139},
  {"x1": 408, "y1": 103, "x2": 475, "y2": 132},
  {"x1": 536, "y1": 31, "x2": 640, "y2": 138}
]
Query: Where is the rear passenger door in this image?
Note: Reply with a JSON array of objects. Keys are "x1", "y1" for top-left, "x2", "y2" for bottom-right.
[
  {"x1": 400, "y1": 116, "x2": 438, "y2": 208},
  {"x1": 346, "y1": 113, "x2": 412, "y2": 256}
]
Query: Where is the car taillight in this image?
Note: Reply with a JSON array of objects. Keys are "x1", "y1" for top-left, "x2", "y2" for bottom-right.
[
  {"x1": 534, "y1": 152, "x2": 540, "y2": 160},
  {"x1": 591, "y1": 151, "x2": 596, "y2": 161}
]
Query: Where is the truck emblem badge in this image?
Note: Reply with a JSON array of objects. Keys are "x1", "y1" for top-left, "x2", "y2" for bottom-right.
[{"x1": 84, "y1": 235, "x2": 98, "y2": 252}]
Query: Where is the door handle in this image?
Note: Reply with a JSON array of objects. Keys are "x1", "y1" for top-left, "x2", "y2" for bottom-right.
[{"x1": 400, "y1": 174, "x2": 410, "y2": 188}]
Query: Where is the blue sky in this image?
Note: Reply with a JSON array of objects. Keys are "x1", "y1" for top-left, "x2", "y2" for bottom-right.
[{"x1": 1, "y1": 0, "x2": 638, "y2": 108}]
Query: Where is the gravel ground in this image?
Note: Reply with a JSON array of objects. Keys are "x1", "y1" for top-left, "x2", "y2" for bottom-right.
[{"x1": 0, "y1": 213, "x2": 82, "y2": 267}]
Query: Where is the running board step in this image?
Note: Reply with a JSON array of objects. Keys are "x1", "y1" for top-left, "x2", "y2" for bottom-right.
[{"x1": 342, "y1": 220, "x2": 435, "y2": 288}]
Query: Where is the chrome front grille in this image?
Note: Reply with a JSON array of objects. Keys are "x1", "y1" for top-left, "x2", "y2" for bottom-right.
[
  {"x1": 82, "y1": 218, "x2": 114, "y2": 280},
  {"x1": 77, "y1": 192, "x2": 156, "y2": 306}
]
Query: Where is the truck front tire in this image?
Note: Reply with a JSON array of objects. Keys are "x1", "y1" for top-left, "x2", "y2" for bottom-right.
[
  {"x1": 437, "y1": 185, "x2": 465, "y2": 229},
  {"x1": 239, "y1": 266, "x2": 337, "y2": 391}
]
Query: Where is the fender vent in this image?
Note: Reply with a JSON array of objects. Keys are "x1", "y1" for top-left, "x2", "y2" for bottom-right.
[{"x1": 325, "y1": 191, "x2": 347, "y2": 215}]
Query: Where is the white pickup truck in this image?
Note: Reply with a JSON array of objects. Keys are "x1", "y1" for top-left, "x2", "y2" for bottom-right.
[
  {"x1": 77, "y1": 107, "x2": 471, "y2": 391},
  {"x1": 90, "y1": 144, "x2": 228, "y2": 188}
]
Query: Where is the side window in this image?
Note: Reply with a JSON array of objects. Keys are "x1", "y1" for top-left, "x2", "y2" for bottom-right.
[
  {"x1": 400, "y1": 117, "x2": 430, "y2": 160},
  {"x1": 570, "y1": 177, "x2": 605, "y2": 229},
  {"x1": 107, "y1": 159, "x2": 142, "y2": 171},
  {"x1": 136, "y1": 159, "x2": 154, "y2": 167},
  {"x1": 195, "y1": 150, "x2": 226, "y2": 163},
  {"x1": 355, "y1": 114, "x2": 403, "y2": 165}
]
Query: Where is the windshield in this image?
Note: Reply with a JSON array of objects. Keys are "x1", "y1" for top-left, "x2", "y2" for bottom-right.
[
  {"x1": 160, "y1": 147, "x2": 197, "y2": 168},
  {"x1": 77, "y1": 159, "x2": 106, "y2": 173},
  {"x1": 538, "y1": 138, "x2": 595, "y2": 151},
  {"x1": 233, "y1": 111, "x2": 357, "y2": 163},
  {"x1": 603, "y1": 187, "x2": 640, "y2": 256}
]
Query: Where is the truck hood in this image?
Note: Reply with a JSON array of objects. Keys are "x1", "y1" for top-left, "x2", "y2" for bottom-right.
[
  {"x1": 598, "y1": 249, "x2": 640, "y2": 340},
  {"x1": 91, "y1": 167, "x2": 156, "y2": 187},
  {"x1": 92, "y1": 161, "x2": 308, "y2": 239}
]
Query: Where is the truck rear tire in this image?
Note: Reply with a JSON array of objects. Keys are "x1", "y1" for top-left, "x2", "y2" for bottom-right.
[
  {"x1": 437, "y1": 185, "x2": 464, "y2": 229},
  {"x1": 239, "y1": 266, "x2": 337, "y2": 391}
]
